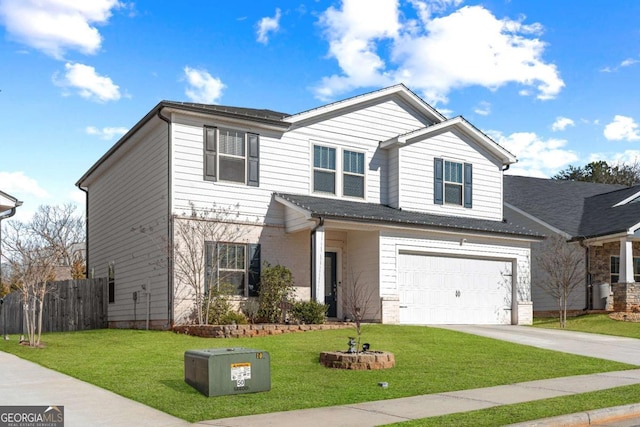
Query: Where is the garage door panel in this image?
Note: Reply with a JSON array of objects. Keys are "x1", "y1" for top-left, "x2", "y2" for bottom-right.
[{"x1": 398, "y1": 254, "x2": 512, "y2": 325}]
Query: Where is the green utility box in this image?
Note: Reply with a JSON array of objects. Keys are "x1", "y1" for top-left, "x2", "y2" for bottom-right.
[{"x1": 184, "y1": 348, "x2": 271, "y2": 397}]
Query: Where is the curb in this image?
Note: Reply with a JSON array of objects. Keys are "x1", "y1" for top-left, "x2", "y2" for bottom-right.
[{"x1": 505, "y1": 403, "x2": 640, "y2": 426}]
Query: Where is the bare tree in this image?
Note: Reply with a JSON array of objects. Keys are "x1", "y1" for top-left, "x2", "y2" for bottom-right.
[
  {"x1": 342, "y1": 270, "x2": 380, "y2": 353},
  {"x1": 2, "y1": 221, "x2": 59, "y2": 346},
  {"x1": 30, "y1": 204, "x2": 86, "y2": 279},
  {"x1": 134, "y1": 202, "x2": 252, "y2": 325},
  {"x1": 536, "y1": 235, "x2": 584, "y2": 328}
]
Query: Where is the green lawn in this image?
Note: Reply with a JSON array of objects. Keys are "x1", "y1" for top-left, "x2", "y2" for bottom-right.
[
  {"x1": 0, "y1": 323, "x2": 634, "y2": 423},
  {"x1": 535, "y1": 313, "x2": 640, "y2": 338},
  {"x1": 390, "y1": 315, "x2": 640, "y2": 426}
]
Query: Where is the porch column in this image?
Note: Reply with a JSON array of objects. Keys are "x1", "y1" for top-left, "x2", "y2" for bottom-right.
[
  {"x1": 311, "y1": 226, "x2": 325, "y2": 304},
  {"x1": 619, "y1": 237, "x2": 634, "y2": 283}
]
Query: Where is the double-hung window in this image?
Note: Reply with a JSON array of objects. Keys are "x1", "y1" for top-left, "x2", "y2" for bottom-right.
[
  {"x1": 343, "y1": 150, "x2": 365, "y2": 198},
  {"x1": 610, "y1": 256, "x2": 640, "y2": 283},
  {"x1": 204, "y1": 126, "x2": 259, "y2": 186},
  {"x1": 313, "y1": 145, "x2": 336, "y2": 194},
  {"x1": 205, "y1": 242, "x2": 261, "y2": 297},
  {"x1": 434, "y1": 158, "x2": 472, "y2": 208}
]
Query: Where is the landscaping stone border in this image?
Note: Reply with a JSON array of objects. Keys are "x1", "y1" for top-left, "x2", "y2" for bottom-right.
[
  {"x1": 319, "y1": 350, "x2": 395, "y2": 370},
  {"x1": 173, "y1": 322, "x2": 353, "y2": 338}
]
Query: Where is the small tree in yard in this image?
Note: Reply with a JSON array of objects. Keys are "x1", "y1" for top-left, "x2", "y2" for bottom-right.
[
  {"x1": 343, "y1": 270, "x2": 379, "y2": 353},
  {"x1": 257, "y1": 263, "x2": 295, "y2": 323},
  {"x1": 1, "y1": 221, "x2": 59, "y2": 347},
  {"x1": 536, "y1": 234, "x2": 584, "y2": 328}
]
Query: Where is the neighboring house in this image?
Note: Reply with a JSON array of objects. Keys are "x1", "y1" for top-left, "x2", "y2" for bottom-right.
[
  {"x1": 503, "y1": 175, "x2": 640, "y2": 313},
  {"x1": 76, "y1": 84, "x2": 542, "y2": 329},
  {"x1": 0, "y1": 191, "x2": 22, "y2": 218}
]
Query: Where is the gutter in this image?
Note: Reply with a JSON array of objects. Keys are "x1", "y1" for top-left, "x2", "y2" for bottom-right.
[
  {"x1": 577, "y1": 238, "x2": 591, "y2": 310},
  {"x1": 156, "y1": 107, "x2": 174, "y2": 329},
  {"x1": 78, "y1": 186, "x2": 89, "y2": 278}
]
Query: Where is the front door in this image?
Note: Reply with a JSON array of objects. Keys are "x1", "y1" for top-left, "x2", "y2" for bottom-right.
[{"x1": 324, "y1": 252, "x2": 338, "y2": 317}]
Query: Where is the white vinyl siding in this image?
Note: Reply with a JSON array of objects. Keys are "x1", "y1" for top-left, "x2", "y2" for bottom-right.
[
  {"x1": 171, "y1": 98, "x2": 432, "y2": 223},
  {"x1": 86, "y1": 118, "x2": 170, "y2": 324},
  {"x1": 397, "y1": 130, "x2": 503, "y2": 220}
]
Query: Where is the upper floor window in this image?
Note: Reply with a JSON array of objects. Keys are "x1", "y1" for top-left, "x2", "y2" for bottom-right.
[
  {"x1": 610, "y1": 256, "x2": 640, "y2": 283},
  {"x1": 204, "y1": 126, "x2": 259, "y2": 186},
  {"x1": 434, "y1": 158, "x2": 472, "y2": 208},
  {"x1": 205, "y1": 242, "x2": 261, "y2": 297},
  {"x1": 343, "y1": 150, "x2": 365, "y2": 198},
  {"x1": 313, "y1": 145, "x2": 336, "y2": 194}
]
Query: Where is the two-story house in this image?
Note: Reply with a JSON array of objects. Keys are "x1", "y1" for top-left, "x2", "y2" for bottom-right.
[{"x1": 76, "y1": 84, "x2": 541, "y2": 329}]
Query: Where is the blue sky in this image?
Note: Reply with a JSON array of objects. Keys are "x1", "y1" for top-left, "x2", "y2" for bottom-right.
[{"x1": 2, "y1": 0, "x2": 640, "y2": 222}]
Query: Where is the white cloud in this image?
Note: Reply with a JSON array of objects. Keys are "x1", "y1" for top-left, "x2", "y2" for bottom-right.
[
  {"x1": 488, "y1": 130, "x2": 579, "y2": 177},
  {"x1": 86, "y1": 126, "x2": 128, "y2": 140},
  {"x1": 473, "y1": 101, "x2": 491, "y2": 116},
  {"x1": 551, "y1": 116, "x2": 575, "y2": 131},
  {"x1": 315, "y1": 1, "x2": 564, "y2": 104},
  {"x1": 0, "y1": 0, "x2": 123, "y2": 59},
  {"x1": 604, "y1": 115, "x2": 640, "y2": 141},
  {"x1": 0, "y1": 171, "x2": 50, "y2": 199},
  {"x1": 183, "y1": 67, "x2": 225, "y2": 104},
  {"x1": 54, "y1": 62, "x2": 121, "y2": 102},
  {"x1": 588, "y1": 150, "x2": 640, "y2": 165},
  {"x1": 600, "y1": 58, "x2": 639, "y2": 73},
  {"x1": 256, "y1": 8, "x2": 281, "y2": 44}
]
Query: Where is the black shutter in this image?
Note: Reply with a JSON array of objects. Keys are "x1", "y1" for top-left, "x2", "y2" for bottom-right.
[
  {"x1": 248, "y1": 243, "x2": 261, "y2": 297},
  {"x1": 204, "y1": 241, "x2": 217, "y2": 295},
  {"x1": 464, "y1": 163, "x2": 472, "y2": 208},
  {"x1": 434, "y1": 158, "x2": 443, "y2": 205},
  {"x1": 247, "y1": 133, "x2": 259, "y2": 187},
  {"x1": 204, "y1": 127, "x2": 217, "y2": 181}
]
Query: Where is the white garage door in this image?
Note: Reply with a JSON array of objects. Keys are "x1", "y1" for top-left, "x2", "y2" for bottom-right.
[{"x1": 398, "y1": 253, "x2": 512, "y2": 325}]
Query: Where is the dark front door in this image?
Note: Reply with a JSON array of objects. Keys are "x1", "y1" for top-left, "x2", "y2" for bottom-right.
[{"x1": 324, "y1": 252, "x2": 338, "y2": 317}]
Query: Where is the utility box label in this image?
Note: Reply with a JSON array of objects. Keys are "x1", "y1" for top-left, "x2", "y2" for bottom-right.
[{"x1": 231, "y1": 362, "x2": 251, "y2": 387}]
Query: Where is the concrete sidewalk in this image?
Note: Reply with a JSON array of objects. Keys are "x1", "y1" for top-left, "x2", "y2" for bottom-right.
[{"x1": 2, "y1": 326, "x2": 640, "y2": 426}]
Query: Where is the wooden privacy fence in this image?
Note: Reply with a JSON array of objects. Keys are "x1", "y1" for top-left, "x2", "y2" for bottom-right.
[{"x1": 0, "y1": 278, "x2": 108, "y2": 335}]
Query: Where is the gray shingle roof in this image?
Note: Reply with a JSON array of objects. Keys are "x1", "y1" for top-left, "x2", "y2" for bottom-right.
[
  {"x1": 277, "y1": 193, "x2": 543, "y2": 238},
  {"x1": 577, "y1": 186, "x2": 640, "y2": 238},
  {"x1": 162, "y1": 101, "x2": 290, "y2": 122},
  {"x1": 503, "y1": 175, "x2": 625, "y2": 236}
]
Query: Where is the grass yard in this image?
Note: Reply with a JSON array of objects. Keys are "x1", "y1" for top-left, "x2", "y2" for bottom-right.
[
  {"x1": 0, "y1": 324, "x2": 634, "y2": 423},
  {"x1": 535, "y1": 313, "x2": 640, "y2": 338}
]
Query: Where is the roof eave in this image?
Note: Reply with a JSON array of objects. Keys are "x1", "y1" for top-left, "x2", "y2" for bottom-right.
[{"x1": 284, "y1": 84, "x2": 446, "y2": 126}]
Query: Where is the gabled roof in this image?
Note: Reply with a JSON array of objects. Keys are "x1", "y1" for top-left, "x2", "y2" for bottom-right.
[
  {"x1": 577, "y1": 185, "x2": 640, "y2": 239},
  {"x1": 380, "y1": 116, "x2": 517, "y2": 166},
  {"x1": 284, "y1": 84, "x2": 446, "y2": 125},
  {"x1": 276, "y1": 193, "x2": 543, "y2": 239},
  {"x1": 503, "y1": 175, "x2": 626, "y2": 237}
]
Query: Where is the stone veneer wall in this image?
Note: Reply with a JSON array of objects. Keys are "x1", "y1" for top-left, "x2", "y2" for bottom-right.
[
  {"x1": 612, "y1": 282, "x2": 640, "y2": 312},
  {"x1": 589, "y1": 242, "x2": 640, "y2": 312},
  {"x1": 173, "y1": 323, "x2": 352, "y2": 338}
]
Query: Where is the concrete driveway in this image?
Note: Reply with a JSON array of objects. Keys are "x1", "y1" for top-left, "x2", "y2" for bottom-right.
[{"x1": 436, "y1": 324, "x2": 640, "y2": 365}]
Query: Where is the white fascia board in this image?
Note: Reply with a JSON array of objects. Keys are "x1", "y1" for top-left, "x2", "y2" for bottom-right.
[
  {"x1": 273, "y1": 195, "x2": 312, "y2": 218},
  {"x1": 613, "y1": 190, "x2": 640, "y2": 207},
  {"x1": 0, "y1": 190, "x2": 20, "y2": 212},
  {"x1": 381, "y1": 116, "x2": 517, "y2": 165},
  {"x1": 284, "y1": 84, "x2": 446, "y2": 125}
]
